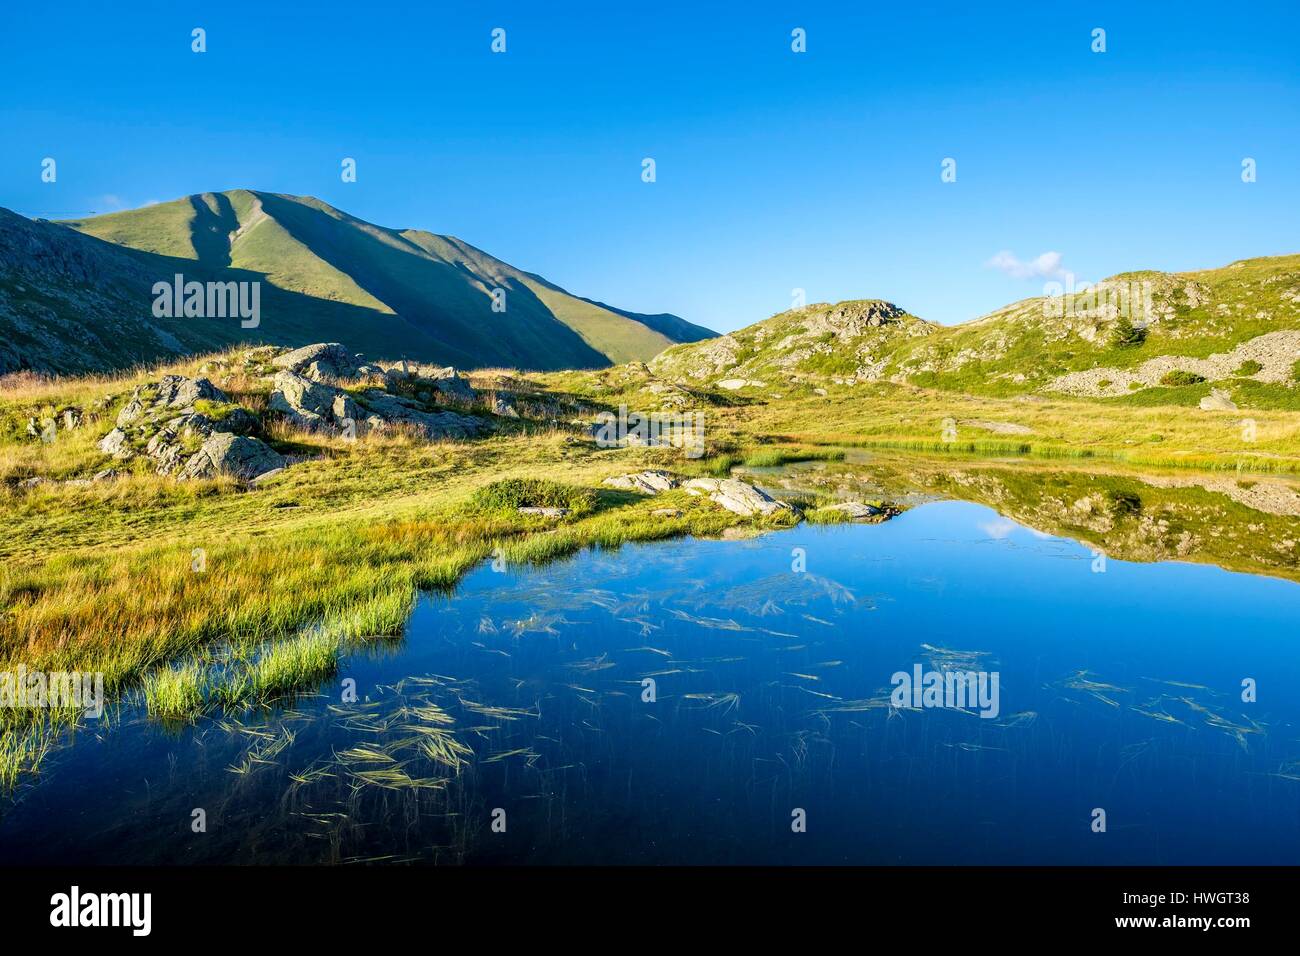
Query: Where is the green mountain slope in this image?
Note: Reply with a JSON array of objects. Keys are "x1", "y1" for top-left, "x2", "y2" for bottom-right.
[
  {"x1": 650, "y1": 255, "x2": 1300, "y2": 408},
  {"x1": 0, "y1": 207, "x2": 452, "y2": 376},
  {"x1": 0, "y1": 190, "x2": 714, "y2": 375}
]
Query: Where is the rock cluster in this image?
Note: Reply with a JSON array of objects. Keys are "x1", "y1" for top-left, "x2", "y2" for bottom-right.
[
  {"x1": 266, "y1": 344, "x2": 489, "y2": 439},
  {"x1": 97, "y1": 375, "x2": 283, "y2": 480}
]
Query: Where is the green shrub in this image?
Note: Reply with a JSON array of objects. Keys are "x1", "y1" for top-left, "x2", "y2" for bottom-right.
[
  {"x1": 1160, "y1": 370, "x2": 1206, "y2": 387},
  {"x1": 1097, "y1": 380, "x2": 1112, "y2": 390},
  {"x1": 1235, "y1": 359, "x2": 1263, "y2": 376},
  {"x1": 469, "y1": 478, "x2": 596, "y2": 514},
  {"x1": 1110, "y1": 316, "x2": 1147, "y2": 348}
]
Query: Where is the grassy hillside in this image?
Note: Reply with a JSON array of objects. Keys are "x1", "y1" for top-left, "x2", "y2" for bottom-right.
[
  {"x1": 651, "y1": 255, "x2": 1300, "y2": 409},
  {"x1": 0, "y1": 191, "x2": 715, "y2": 375}
]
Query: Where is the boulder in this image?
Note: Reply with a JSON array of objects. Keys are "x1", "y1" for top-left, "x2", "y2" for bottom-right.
[
  {"x1": 683, "y1": 478, "x2": 795, "y2": 516},
  {"x1": 98, "y1": 428, "x2": 133, "y2": 458},
  {"x1": 154, "y1": 375, "x2": 227, "y2": 410},
  {"x1": 1199, "y1": 388, "x2": 1238, "y2": 411},
  {"x1": 179, "y1": 433, "x2": 286, "y2": 481},
  {"x1": 271, "y1": 343, "x2": 360, "y2": 381},
  {"x1": 517, "y1": 506, "x2": 569, "y2": 518},
  {"x1": 268, "y1": 370, "x2": 340, "y2": 428},
  {"x1": 818, "y1": 501, "x2": 883, "y2": 520},
  {"x1": 603, "y1": 470, "x2": 680, "y2": 494},
  {"x1": 492, "y1": 396, "x2": 520, "y2": 418}
]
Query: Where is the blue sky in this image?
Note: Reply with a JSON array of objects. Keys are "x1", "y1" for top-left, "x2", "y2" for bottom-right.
[{"x1": 2, "y1": 0, "x2": 1297, "y2": 332}]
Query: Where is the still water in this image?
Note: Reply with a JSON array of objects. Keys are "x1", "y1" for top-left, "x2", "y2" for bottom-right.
[{"x1": 3, "y1": 499, "x2": 1299, "y2": 864}]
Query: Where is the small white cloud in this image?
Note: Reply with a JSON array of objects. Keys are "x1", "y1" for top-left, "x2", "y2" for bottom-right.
[
  {"x1": 985, "y1": 250, "x2": 1068, "y2": 281},
  {"x1": 979, "y1": 517, "x2": 1020, "y2": 540},
  {"x1": 94, "y1": 194, "x2": 125, "y2": 212}
]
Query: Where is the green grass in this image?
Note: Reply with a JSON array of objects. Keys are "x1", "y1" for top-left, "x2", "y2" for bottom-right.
[
  {"x1": 468, "y1": 477, "x2": 597, "y2": 514},
  {"x1": 143, "y1": 662, "x2": 207, "y2": 721},
  {"x1": 244, "y1": 631, "x2": 340, "y2": 704}
]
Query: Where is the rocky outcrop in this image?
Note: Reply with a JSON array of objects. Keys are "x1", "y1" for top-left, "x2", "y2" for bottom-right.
[
  {"x1": 268, "y1": 370, "x2": 342, "y2": 429},
  {"x1": 602, "y1": 470, "x2": 680, "y2": 494},
  {"x1": 267, "y1": 345, "x2": 488, "y2": 439},
  {"x1": 97, "y1": 374, "x2": 280, "y2": 480},
  {"x1": 352, "y1": 389, "x2": 488, "y2": 439},
  {"x1": 271, "y1": 342, "x2": 362, "y2": 382},
  {"x1": 118, "y1": 375, "x2": 227, "y2": 427},
  {"x1": 379, "y1": 360, "x2": 476, "y2": 402},
  {"x1": 683, "y1": 477, "x2": 795, "y2": 516}
]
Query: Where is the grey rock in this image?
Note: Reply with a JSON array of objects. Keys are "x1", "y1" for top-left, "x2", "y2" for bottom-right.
[
  {"x1": 269, "y1": 370, "x2": 339, "y2": 427},
  {"x1": 517, "y1": 506, "x2": 569, "y2": 518},
  {"x1": 249, "y1": 467, "x2": 285, "y2": 485},
  {"x1": 92, "y1": 468, "x2": 120, "y2": 482},
  {"x1": 819, "y1": 501, "x2": 883, "y2": 520},
  {"x1": 651, "y1": 508, "x2": 684, "y2": 518},
  {"x1": 381, "y1": 362, "x2": 476, "y2": 401},
  {"x1": 155, "y1": 375, "x2": 227, "y2": 409},
  {"x1": 356, "y1": 389, "x2": 489, "y2": 439},
  {"x1": 117, "y1": 377, "x2": 225, "y2": 427},
  {"x1": 179, "y1": 433, "x2": 286, "y2": 481},
  {"x1": 271, "y1": 343, "x2": 360, "y2": 381},
  {"x1": 332, "y1": 393, "x2": 361, "y2": 423},
  {"x1": 98, "y1": 427, "x2": 133, "y2": 458},
  {"x1": 683, "y1": 477, "x2": 795, "y2": 517},
  {"x1": 1199, "y1": 388, "x2": 1238, "y2": 411},
  {"x1": 603, "y1": 470, "x2": 680, "y2": 494}
]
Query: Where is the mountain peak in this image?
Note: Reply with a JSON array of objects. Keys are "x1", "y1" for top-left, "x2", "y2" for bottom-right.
[{"x1": 1, "y1": 195, "x2": 715, "y2": 376}]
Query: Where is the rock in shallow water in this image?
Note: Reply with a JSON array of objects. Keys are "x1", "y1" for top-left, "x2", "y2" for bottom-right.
[
  {"x1": 683, "y1": 477, "x2": 795, "y2": 516},
  {"x1": 818, "y1": 501, "x2": 883, "y2": 520}
]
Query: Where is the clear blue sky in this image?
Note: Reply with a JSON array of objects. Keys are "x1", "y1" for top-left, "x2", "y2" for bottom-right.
[{"x1": 2, "y1": 0, "x2": 1296, "y2": 332}]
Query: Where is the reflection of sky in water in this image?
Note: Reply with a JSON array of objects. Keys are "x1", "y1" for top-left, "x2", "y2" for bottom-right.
[{"x1": 3, "y1": 500, "x2": 1300, "y2": 865}]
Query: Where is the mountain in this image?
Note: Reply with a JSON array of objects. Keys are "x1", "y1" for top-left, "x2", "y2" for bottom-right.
[
  {"x1": 650, "y1": 255, "x2": 1300, "y2": 406},
  {"x1": 0, "y1": 191, "x2": 714, "y2": 375}
]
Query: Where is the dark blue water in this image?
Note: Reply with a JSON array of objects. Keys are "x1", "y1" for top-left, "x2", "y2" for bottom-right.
[{"x1": 2, "y1": 500, "x2": 1299, "y2": 864}]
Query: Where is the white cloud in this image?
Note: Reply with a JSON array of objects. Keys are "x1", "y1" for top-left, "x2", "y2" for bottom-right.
[{"x1": 985, "y1": 250, "x2": 1068, "y2": 281}]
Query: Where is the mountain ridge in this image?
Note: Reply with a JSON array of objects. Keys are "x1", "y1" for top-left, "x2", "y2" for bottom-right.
[{"x1": 0, "y1": 191, "x2": 715, "y2": 375}]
